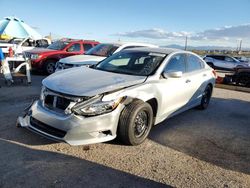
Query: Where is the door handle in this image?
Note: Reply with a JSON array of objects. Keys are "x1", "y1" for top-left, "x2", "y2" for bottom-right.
[
  {"x1": 186, "y1": 79, "x2": 191, "y2": 83},
  {"x1": 203, "y1": 73, "x2": 207, "y2": 77}
]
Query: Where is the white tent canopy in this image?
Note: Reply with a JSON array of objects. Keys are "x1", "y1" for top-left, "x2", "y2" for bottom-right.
[{"x1": 0, "y1": 17, "x2": 42, "y2": 40}]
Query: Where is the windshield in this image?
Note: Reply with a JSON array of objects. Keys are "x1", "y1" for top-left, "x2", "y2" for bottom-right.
[
  {"x1": 8, "y1": 38, "x2": 23, "y2": 45},
  {"x1": 85, "y1": 44, "x2": 119, "y2": 57},
  {"x1": 96, "y1": 51, "x2": 166, "y2": 76},
  {"x1": 47, "y1": 41, "x2": 69, "y2": 50}
]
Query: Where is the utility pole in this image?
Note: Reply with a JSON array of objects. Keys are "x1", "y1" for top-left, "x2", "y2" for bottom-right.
[
  {"x1": 184, "y1": 36, "x2": 188, "y2": 50},
  {"x1": 236, "y1": 40, "x2": 238, "y2": 52},
  {"x1": 238, "y1": 39, "x2": 242, "y2": 54}
]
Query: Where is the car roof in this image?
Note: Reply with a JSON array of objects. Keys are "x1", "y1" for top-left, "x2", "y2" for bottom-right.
[{"x1": 123, "y1": 47, "x2": 182, "y2": 54}]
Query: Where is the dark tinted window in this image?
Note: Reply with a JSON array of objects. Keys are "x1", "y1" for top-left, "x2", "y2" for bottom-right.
[
  {"x1": 85, "y1": 44, "x2": 119, "y2": 57},
  {"x1": 187, "y1": 54, "x2": 203, "y2": 72},
  {"x1": 36, "y1": 39, "x2": 49, "y2": 48},
  {"x1": 67, "y1": 43, "x2": 81, "y2": 52},
  {"x1": 165, "y1": 54, "x2": 186, "y2": 73},
  {"x1": 206, "y1": 55, "x2": 224, "y2": 60},
  {"x1": 213, "y1": 55, "x2": 225, "y2": 60},
  {"x1": 83, "y1": 44, "x2": 93, "y2": 52}
]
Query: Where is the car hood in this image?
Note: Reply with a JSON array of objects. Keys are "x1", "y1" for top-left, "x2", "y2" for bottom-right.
[
  {"x1": 60, "y1": 55, "x2": 105, "y2": 65},
  {"x1": 43, "y1": 67, "x2": 146, "y2": 96}
]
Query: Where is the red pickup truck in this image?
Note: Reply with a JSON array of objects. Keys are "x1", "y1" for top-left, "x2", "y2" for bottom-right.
[{"x1": 25, "y1": 39, "x2": 99, "y2": 74}]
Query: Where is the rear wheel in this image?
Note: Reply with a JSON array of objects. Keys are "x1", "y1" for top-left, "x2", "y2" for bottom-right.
[
  {"x1": 118, "y1": 100, "x2": 153, "y2": 145},
  {"x1": 44, "y1": 60, "x2": 56, "y2": 74},
  {"x1": 198, "y1": 85, "x2": 212, "y2": 110}
]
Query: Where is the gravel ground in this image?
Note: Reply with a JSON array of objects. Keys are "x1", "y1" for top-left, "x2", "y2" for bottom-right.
[{"x1": 0, "y1": 75, "x2": 249, "y2": 188}]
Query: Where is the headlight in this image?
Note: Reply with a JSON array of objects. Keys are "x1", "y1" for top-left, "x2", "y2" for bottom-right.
[
  {"x1": 72, "y1": 96, "x2": 125, "y2": 116},
  {"x1": 31, "y1": 54, "x2": 41, "y2": 60}
]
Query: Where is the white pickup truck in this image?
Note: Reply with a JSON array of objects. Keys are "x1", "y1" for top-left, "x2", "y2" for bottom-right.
[{"x1": 0, "y1": 37, "x2": 51, "y2": 56}]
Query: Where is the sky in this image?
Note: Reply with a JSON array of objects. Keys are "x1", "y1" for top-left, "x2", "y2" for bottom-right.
[{"x1": 1, "y1": 0, "x2": 250, "y2": 48}]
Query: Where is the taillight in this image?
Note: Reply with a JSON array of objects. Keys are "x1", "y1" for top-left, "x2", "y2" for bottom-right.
[{"x1": 212, "y1": 70, "x2": 217, "y2": 78}]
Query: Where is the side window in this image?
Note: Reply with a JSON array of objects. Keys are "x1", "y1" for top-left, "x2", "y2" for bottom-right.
[
  {"x1": 36, "y1": 40, "x2": 49, "y2": 48},
  {"x1": 187, "y1": 54, "x2": 203, "y2": 72},
  {"x1": 214, "y1": 56, "x2": 225, "y2": 61},
  {"x1": 67, "y1": 43, "x2": 81, "y2": 52},
  {"x1": 83, "y1": 44, "x2": 93, "y2": 52},
  {"x1": 165, "y1": 54, "x2": 186, "y2": 73},
  {"x1": 225, "y1": 56, "x2": 234, "y2": 62}
]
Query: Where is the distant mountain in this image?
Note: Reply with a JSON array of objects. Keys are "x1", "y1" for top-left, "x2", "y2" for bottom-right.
[{"x1": 162, "y1": 44, "x2": 250, "y2": 51}]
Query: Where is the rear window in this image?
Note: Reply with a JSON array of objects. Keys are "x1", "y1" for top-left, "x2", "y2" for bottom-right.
[{"x1": 85, "y1": 44, "x2": 119, "y2": 57}]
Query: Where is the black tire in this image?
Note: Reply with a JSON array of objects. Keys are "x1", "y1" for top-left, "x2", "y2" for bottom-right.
[
  {"x1": 44, "y1": 60, "x2": 56, "y2": 74},
  {"x1": 118, "y1": 100, "x2": 153, "y2": 145},
  {"x1": 198, "y1": 85, "x2": 212, "y2": 110}
]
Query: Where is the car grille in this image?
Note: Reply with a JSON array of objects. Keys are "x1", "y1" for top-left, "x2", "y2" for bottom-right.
[
  {"x1": 44, "y1": 94, "x2": 72, "y2": 111},
  {"x1": 30, "y1": 117, "x2": 66, "y2": 138}
]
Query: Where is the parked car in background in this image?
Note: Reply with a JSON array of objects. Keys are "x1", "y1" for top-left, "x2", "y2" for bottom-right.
[
  {"x1": 203, "y1": 54, "x2": 250, "y2": 70},
  {"x1": 17, "y1": 47, "x2": 216, "y2": 146},
  {"x1": 55, "y1": 42, "x2": 158, "y2": 71},
  {"x1": 25, "y1": 39, "x2": 99, "y2": 74},
  {"x1": 0, "y1": 37, "x2": 51, "y2": 56}
]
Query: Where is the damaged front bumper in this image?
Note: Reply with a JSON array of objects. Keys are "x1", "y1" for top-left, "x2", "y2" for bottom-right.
[{"x1": 17, "y1": 100, "x2": 123, "y2": 145}]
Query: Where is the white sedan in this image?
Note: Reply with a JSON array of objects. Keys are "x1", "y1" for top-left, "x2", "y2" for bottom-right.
[{"x1": 17, "y1": 47, "x2": 216, "y2": 146}]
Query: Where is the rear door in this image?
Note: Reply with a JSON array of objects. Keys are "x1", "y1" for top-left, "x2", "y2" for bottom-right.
[
  {"x1": 185, "y1": 54, "x2": 208, "y2": 106},
  {"x1": 66, "y1": 43, "x2": 82, "y2": 55}
]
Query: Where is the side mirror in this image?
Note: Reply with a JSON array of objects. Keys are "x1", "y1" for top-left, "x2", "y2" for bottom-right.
[{"x1": 162, "y1": 71, "x2": 183, "y2": 78}]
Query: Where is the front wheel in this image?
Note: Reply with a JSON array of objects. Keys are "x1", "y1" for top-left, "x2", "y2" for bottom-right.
[
  {"x1": 198, "y1": 85, "x2": 212, "y2": 110},
  {"x1": 118, "y1": 100, "x2": 153, "y2": 145},
  {"x1": 44, "y1": 60, "x2": 56, "y2": 74}
]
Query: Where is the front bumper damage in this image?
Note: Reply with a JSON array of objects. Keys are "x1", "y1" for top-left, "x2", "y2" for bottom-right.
[{"x1": 17, "y1": 100, "x2": 123, "y2": 145}]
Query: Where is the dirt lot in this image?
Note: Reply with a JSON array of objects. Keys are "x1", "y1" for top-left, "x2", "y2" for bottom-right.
[{"x1": 0, "y1": 75, "x2": 250, "y2": 188}]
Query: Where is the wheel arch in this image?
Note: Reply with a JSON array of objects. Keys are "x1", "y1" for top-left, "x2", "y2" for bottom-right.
[
  {"x1": 123, "y1": 97, "x2": 158, "y2": 125},
  {"x1": 207, "y1": 83, "x2": 213, "y2": 91}
]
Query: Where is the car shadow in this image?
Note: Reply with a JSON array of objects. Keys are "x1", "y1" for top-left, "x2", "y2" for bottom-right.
[
  {"x1": 0, "y1": 139, "x2": 170, "y2": 188},
  {"x1": 149, "y1": 97, "x2": 250, "y2": 175}
]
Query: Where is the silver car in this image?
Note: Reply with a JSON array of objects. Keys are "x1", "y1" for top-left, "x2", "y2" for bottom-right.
[
  {"x1": 17, "y1": 48, "x2": 216, "y2": 146},
  {"x1": 204, "y1": 55, "x2": 250, "y2": 70}
]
